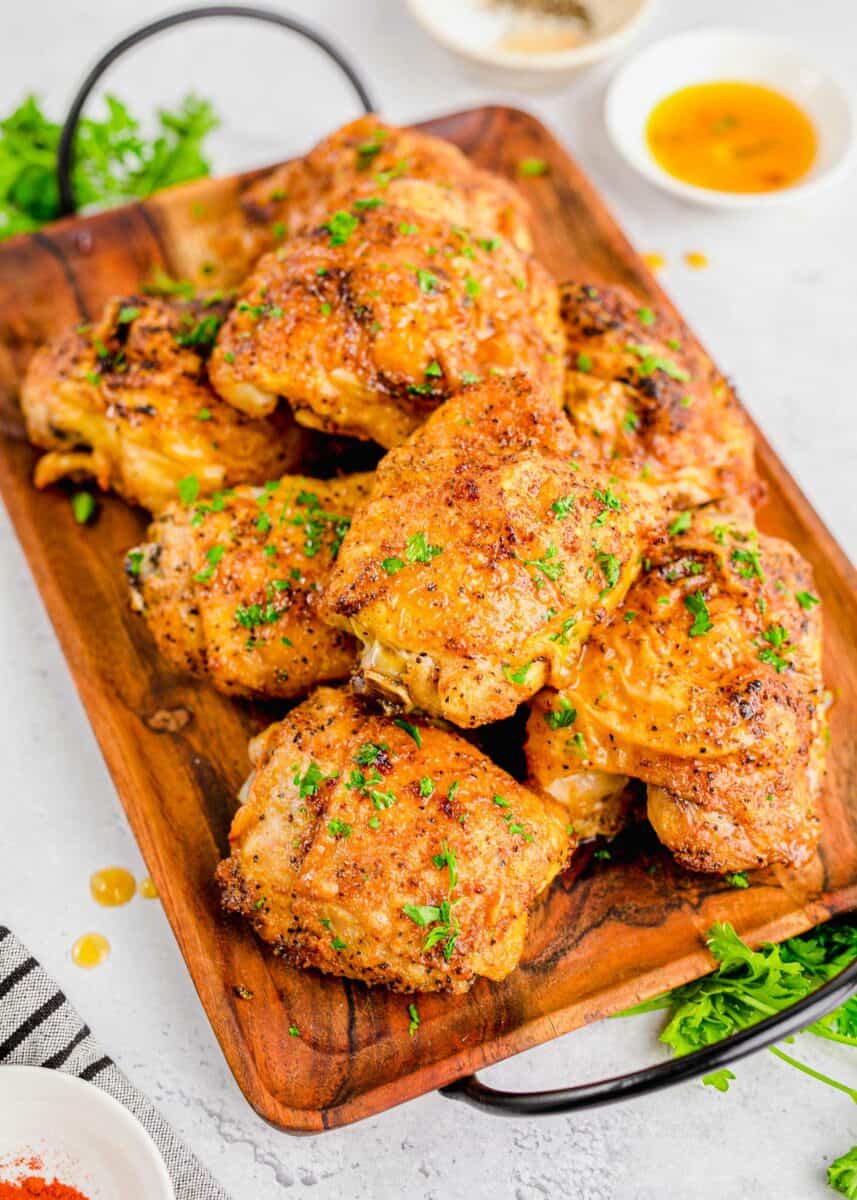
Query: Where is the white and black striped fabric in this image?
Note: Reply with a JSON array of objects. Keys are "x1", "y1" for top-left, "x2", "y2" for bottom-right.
[{"x1": 0, "y1": 926, "x2": 229, "y2": 1200}]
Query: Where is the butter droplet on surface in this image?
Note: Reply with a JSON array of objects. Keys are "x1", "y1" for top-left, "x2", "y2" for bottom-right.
[
  {"x1": 90, "y1": 867, "x2": 136, "y2": 907},
  {"x1": 72, "y1": 932, "x2": 111, "y2": 968},
  {"x1": 684, "y1": 251, "x2": 709, "y2": 270},
  {"x1": 139, "y1": 876, "x2": 159, "y2": 900},
  {"x1": 643, "y1": 253, "x2": 666, "y2": 272}
]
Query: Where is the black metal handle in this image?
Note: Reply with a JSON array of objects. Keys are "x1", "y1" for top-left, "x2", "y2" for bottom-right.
[
  {"x1": 441, "y1": 954, "x2": 857, "y2": 1115},
  {"x1": 56, "y1": 4, "x2": 375, "y2": 217}
]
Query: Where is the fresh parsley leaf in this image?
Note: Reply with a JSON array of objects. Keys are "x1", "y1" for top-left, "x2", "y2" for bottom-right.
[
  {"x1": 545, "y1": 697, "x2": 577, "y2": 730},
  {"x1": 408, "y1": 1003, "x2": 420, "y2": 1036},
  {"x1": 177, "y1": 474, "x2": 199, "y2": 505},
  {"x1": 406, "y1": 531, "x2": 443, "y2": 564},
  {"x1": 0, "y1": 93, "x2": 217, "y2": 242},
  {"x1": 668, "y1": 511, "x2": 692, "y2": 537},
  {"x1": 829, "y1": 1146, "x2": 857, "y2": 1198},
  {"x1": 70, "y1": 492, "x2": 96, "y2": 524},
  {"x1": 684, "y1": 590, "x2": 713, "y2": 637},
  {"x1": 323, "y1": 210, "x2": 359, "y2": 246},
  {"x1": 518, "y1": 157, "x2": 548, "y2": 176},
  {"x1": 796, "y1": 590, "x2": 820, "y2": 611},
  {"x1": 393, "y1": 717, "x2": 422, "y2": 747},
  {"x1": 702, "y1": 1068, "x2": 735, "y2": 1092}
]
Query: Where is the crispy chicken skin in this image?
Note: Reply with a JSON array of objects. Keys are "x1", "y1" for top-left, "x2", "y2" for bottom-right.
[
  {"x1": 560, "y1": 283, "x2": 758, "y2": 510},
  {"x1": 20, "y1": 296, "x2": 306, "y2": 512},
  {"x1": 127, "y1": 473, "x2": 373, "y2": 700},
  {"x1": 526, "y1": 501, "x2": 825, "y2": 870},
  {"x1": 211, "y1": 117, "x2": 534, "y2": 283},
  {"x1": 216, "y1": 686, "x2": 571, "y2": 993},
  {"x1": 208, "y1": 205, "x2": 563, "y2": 447},
  {"x1": 321, "y1": 378, "x2": 658, "y2": 728}
]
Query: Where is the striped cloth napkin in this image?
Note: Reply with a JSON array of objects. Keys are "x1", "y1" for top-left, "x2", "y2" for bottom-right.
[{"x1": 0, "y1": 926, "x2": 230, "y2": 1200}]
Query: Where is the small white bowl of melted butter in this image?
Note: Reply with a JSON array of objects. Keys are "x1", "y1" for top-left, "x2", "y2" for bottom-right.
[{"x1": 407, "y1": 0, "x2": 655, "y2": 89}]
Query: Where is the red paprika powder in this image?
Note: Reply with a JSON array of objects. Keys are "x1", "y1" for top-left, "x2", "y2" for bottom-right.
[{"x1": 0, "y1": 1174, "x2": 90, "y2": 1198}]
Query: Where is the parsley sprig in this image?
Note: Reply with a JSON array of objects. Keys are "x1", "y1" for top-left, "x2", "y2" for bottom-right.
[
  {"x1": 0, "y1": 93, "x2": 217, "y2": 241},
  {"x1": 621, "y1": 920, "x2": 857, "y2": 1194}
]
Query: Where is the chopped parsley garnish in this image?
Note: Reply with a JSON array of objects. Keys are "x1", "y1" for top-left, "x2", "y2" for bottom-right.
[
  {"x1": 331, "y1": 936, "x2": 347, "y2": 952},
  {"x1": 576, "y1": 351, "x2": 593, "y2": 373},
  {"x1": 381, "y1": 556, "x2": 405, "y2": 574},
  {"x1": 193, "y1": 542, "x2": 225, "y2": 582},
  {"x1": 796, "y1": 590, "x2": 820, "y2": 610},
  {"x1": 592, "y1": 486, "x2": 622, "y2": 528},
  {"x1": 668, "y1": 511, "x2": 692, "y2": 537},
  {"x1": 432, "y1": 840, "x2": 458, "y2": 889},
  {"x1": 419, "y1": 776, "x2": 435, "y2": 798},
  {"x1": 355, "y1": 127, "x2": 387, "y2": 169},
  {"x1": 731, "y1": 546, "x2": 764, "y2": 580},
  {"x1": 117, "y1": 305, "x2": 139, "y2": 324},
  {"x1": 408, "y1": 1003, "x2": 420, "y2": 1036},
  {"x1": 126, "y1": 549, "x2": 144, "y2": 577},
  {"x1": 177, "y1": 474, "x2": 199, "y2": 505},
  {"x1": 71, "y1": 492, "x2": 96, "y2": 524},
  {"x1": 622, "y1": 410, "x2": 639, "y2": 433},
  {"x1": 549, "y1": 616, "x2": 577, "y2": 645},
  {"x1": 524, "y1": 542, "x2": 564, "y2": 582},
  {"x1": 323, "y1": 209, "x2": 359, "y2": 246},
  {"x1": 393, "y1": 717, "x2": 422, "y2": 747},
  {"x1": 416, "y1": 268, "x2": 439, "y2": 294},
  {"x1": 545, "y1": 697, "x2": 577, "y2": 730},
  {"x1": 637, "y1": 306, "x2": 656, "y2": 326},
  {"x1": 175, "y1": 311, "x2": 224, "y2": 351},
  {"x1": 758, "y1": 624, "x2": 792, "y2": 672},
  {"x1": 551, "y1": 494, "x2": 576, "y2": 519},
  {"x1": 327, "y1": 818, "x2": 351, "y2": 839},
  {"x1": 626, "y1": 342, "x2": 690, "y2": 382},
  {"x1": 406, "y1": 531, "x2": 443, "y2": 564},
  {"x1": 288, "y1": 1024, "x2": 300, "y2": 1037},
  {"x1": 504, "y1": 661, "x2": 535, "y2": 685},
  {"x1": 235, "y1": 601, "x2": 281, "y2": 630},
  {"x1": 354, "y1": 741, "x2": 389, "y2": 766},
  {"x1": 595, "y1": 551, "x2": 621, "y2": 596},
  {"x1": 464, "y1": 275, "x2": 481, "y2": 298},
  {"x1": 197, "y1": 407, "x2": 212, "y2": 421},
  {"x1": 684, "y1": 591, "x2": 713, "y2": 637},
  {"x1": 518, "y1": 157, "x2": 548, "y2": 176},
  {"x1": 292, "y1": 761, "x2": 333, "y2": 799},
  {"x1": 724, "y1": 871, "x2": 749, "y2": 889}
]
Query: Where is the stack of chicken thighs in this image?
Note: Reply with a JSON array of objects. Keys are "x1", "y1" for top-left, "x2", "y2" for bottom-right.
[{"x1": 23, "y1": 119, "x2": 826, "y2": 994}]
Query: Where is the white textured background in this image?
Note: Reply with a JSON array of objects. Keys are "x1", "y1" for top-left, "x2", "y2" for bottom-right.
[{"x1": 1, "y1": 1, "x2": 856, "y2": 1197}]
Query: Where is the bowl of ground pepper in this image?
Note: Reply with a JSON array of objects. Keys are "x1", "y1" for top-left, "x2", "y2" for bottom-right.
[{"x1": 0, "y1": 1068, "x2": 173, "y2": 1200}]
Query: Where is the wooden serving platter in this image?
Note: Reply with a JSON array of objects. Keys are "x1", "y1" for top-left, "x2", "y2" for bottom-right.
[{"x1": 1, "y1": 106, "x2": 856, "y2": 1133}]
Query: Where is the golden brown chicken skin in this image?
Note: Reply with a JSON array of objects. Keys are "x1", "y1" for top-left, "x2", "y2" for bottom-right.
[
  {"x1": 321, "y1": 378, "x2": 657, "y2": 728},
  {"x1": 127, "y1": 473, "x2": 373, "y2": 700},
  {"x1": 526, "y1": 500, "x2": 825, "y2": 870},
  {"x1": 560, "y1": 283, "x2": 758, "y2": 510},
  {"x1": 21, "y1": 296, "x2": 306, "y2": 512},
  {"x1": 206, "y1": 117, "x2": 534, "y2": 284},
  {"x1": 216, "y1": 686, "x2": 571, "y2": 993},
  {"x1": 208, "y1": 204, "x2": 563, "y2": 447}
]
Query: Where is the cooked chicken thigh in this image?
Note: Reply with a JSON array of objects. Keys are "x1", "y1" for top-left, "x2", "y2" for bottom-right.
[
  {"x1": 209, "y1": 204, "x2": 563, "y2": 447},
  {"x1": 322, "y1": 378, "x2": 657, "y2": 728},
  {"x1": 202, "y1": 117, "x2": 534, "y2": 286},
  {"x1": 526, "y1": 500, "x2": 825, "y2": 870},
  {"x1": 560, "y1": 283, "x2": 758, "y2": 510},
  {"x1": 216, "y1": 686, "x2": 571, "y2": 992},
  {"x1": 127, "y1": 473, "x2": 373, "y2": 699},
  {"x1": 21, "y1": 296, "x2": 305, "y2": 512}
]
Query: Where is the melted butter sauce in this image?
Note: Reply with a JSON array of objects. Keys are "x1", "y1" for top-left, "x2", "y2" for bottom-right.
[
  {"x1": 646, "y1": 81, "x2": 817, "y2": 194},
  {"x1": 72, "y1": 932, "x2": 111, "y2": 968},
  {"x1": 89, "y1": 866, "x2": 136, "y2": 907}
]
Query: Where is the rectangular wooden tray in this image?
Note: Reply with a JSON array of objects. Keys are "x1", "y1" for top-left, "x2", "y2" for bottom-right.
[{"x1": 1, "y1": 106, "x2": 856, "y2": 1133}]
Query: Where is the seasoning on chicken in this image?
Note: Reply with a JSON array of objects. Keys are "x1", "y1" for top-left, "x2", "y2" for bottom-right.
[
  {"x1": 209, "y1": 204, "x2": 562, "y2": 447},
  {"x1": 216, "y1": 686, "x2": 572, "y2": 992},
  {"x1": 20, "y1": 295, "x2": 306, "y2": 512},
  {"x1": 127, "y1": 473, "x2": 373, "y2": 699},
  {"x1": 526, "y1": 500, "x2": 825, "y2": 870},
  {"x1": 560, "y1": 282, "x2": 758, "y2": 510},
  {"x1": 200, "y1": 116, "x2": 534, "y2": 286},
  {"x1": 321, "y1": 377, "x2": 657, "y2": 727}
]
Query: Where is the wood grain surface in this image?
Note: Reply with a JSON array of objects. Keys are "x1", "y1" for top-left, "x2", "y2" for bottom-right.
[{"x1": 0, "y1": 106, "x2": 855, "y2": 1132}]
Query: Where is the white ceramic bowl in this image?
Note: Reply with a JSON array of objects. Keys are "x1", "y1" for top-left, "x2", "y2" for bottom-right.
[
  {"x1": 0, "y1": 1067, "x2": 173, "y2": 1200},
  {"x1": 407, "y1": 0, "x2": 656, "y2": 90},
  {"x1": 605, "y1": 28, "x2": 854, "y2": 208}
]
